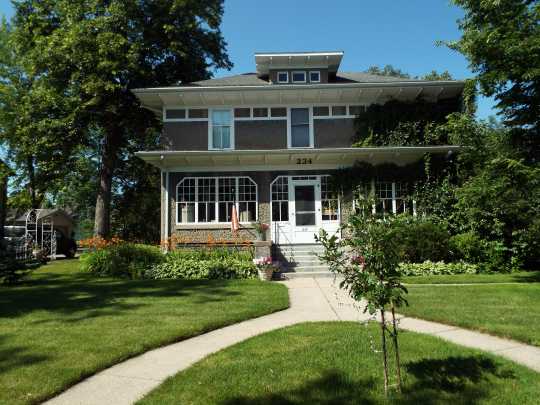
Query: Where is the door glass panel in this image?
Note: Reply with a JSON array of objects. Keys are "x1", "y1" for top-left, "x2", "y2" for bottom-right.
[{"x1": 295, "y1": 185, "x2": 316, "y2": 226}]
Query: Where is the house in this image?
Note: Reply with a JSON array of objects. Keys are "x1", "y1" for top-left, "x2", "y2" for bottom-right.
[{"x1": 133, "y1": 51, "x2": 464, "y2": 263}]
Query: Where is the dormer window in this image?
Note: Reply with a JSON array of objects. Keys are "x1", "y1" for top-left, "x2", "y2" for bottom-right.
[
  {"x1": 309, "y1": 71, "x2": 321, "y2": 83},
  {"x1": 292, "y1": 71, "x2": 306, "y2": 83},
  {"x1": 277, "y1": 71, "x2": 289, "y2": 83}
]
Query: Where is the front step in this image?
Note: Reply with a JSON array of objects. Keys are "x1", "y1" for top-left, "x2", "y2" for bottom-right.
[
  {"x1": 273, "y1": 243, "x2": 331, "y2": 275},
  {"x1": 276, "y1": 271, "x2": 336, "y2": 279}
]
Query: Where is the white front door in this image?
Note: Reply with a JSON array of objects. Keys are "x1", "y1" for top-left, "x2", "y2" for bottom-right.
[{"x1": 290, "y1": 179, "x2": 320, "y2": 244}]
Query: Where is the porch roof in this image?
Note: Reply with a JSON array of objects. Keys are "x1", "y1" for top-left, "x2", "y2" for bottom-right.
[{"x1": 136, "y1": 146, "x2": 459, "y2": 172}]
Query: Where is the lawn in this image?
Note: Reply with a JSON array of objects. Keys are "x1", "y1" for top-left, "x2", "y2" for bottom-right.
[
  {"x1": 398, "y1": 276, "x2": 540, "y2": 346},
  {"x1": 139, "y1": 322, "x2": 540, "y2": 405},
  {"x1": 0, "y1": 259, "x2": 289, "y2": 405},
  {"x1": 403, "y1": 270, "x2": 540, "y2": 284}
]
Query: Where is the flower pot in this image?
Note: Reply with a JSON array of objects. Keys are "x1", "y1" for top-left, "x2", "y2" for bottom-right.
[{"x1": 258, "y1": 268, "x2": 274, "y2": 281}]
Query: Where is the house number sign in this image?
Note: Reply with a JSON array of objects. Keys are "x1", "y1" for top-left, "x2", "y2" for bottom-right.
[{"x1": 296, "y1": 158, "x2": 313, "y2": 165}]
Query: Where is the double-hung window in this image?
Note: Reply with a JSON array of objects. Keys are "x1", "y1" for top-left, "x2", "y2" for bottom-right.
[
  {"x1": 210, "y1": 109, "x2": 232, "y2": 150},
  {"x1": 289, "y1": 108, "x2": 312, "y2": 148}
]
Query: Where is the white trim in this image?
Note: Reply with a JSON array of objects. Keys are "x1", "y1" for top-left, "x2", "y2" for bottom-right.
[
  {"x1": 164, "y1": 170, "x2": 169, "y2": 241},
  {"x1": 309, "y1": 71, "x2": 321, "y2": 83},
  {"x1": 255, "y1": 51, "x2": 344, "y2": 58},
  {"x1": 291, "y1": 71, "x2": 307, "y2": 84},
  {"x1": 175, "y1": 176, "x2": 257, "y2": 225},
  {"x1": 287, "y1": 106, "x2": 314, "y2": 149},
  {"x1": 208, "y1": 108, "x2": 235, "y2": 150},
  {"x1": 277, "y1": 71, "x2": 289, "y2": 84}
]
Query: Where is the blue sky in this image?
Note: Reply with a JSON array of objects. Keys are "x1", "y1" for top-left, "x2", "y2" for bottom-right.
[{"x1": 0, "y1": 0, "x2": 496, "y2": 119}]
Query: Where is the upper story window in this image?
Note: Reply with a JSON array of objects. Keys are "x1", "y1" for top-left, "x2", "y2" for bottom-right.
[
  {"x1": 277, "y1": 71, "x2": 289, "y2": 83},
  {"x1": 309, "y1": 71, "x2": 321, "y2": 83},
  {"x1": 292, "y1": 71, "x2": 306, "y2": 83},
  {"x1": 209, "y1": 109, "x2": 233, "y2": 150},
  {"x1": 289, "y1": 107, "x2": 312, "y2": 148}
]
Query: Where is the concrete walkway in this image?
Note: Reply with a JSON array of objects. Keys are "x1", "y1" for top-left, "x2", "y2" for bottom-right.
[{"x1": 46, "y1": 277, "x2": 540, "y2": 405}]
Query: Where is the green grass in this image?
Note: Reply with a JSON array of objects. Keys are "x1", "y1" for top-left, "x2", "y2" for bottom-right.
[
  {"x1": 398, "y1": 283, "x2": 540, "y2": 346},
  {"x1": 0, "y1": 259, "x2": 289, "y2": 405},
  {"x1": 403, "y1": 271, "x2": 540, "y2": 284},
  {"x1": 139, "y1": 322, "x2": 540, "y2": 405}
]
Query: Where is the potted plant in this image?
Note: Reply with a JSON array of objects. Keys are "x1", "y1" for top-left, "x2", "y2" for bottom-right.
[
  {"x1": 252, "y1": 221, "x2": 269, "y2": 241},
  {"x1": 253, "y1": 256, "x2": 276, "y2": 281}
]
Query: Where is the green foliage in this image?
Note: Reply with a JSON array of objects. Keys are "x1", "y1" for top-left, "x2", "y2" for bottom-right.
[
  {"x1": 353, "y1": 98, "x2": 462, "y2": 146},
  {"x1": 0, "y1": 255, "x2": 38, "y2": 284},
  {"x1": 449, "y1": 0, "x2": 540, "y2": 136},
  {"x1": 398, "y1": 261, "x2": 477, "y2": 276},
  {"x1": 167, "y1": 248, "x2": 253, "y2": 262},
  {"x1": 317, "y1": 211, "x2": 408, "y2": 314},
  {"x1": 147, "y1": 257, "x2": 257, "y2": 280},
  {"x1": 80, "y1": 243, "x2": 163, "y2": 279},
  {"x1": 365, "y1": 65, "x2": 410, "y2": 78},
  {"x1": 393, "y1": 216, "x2": 450, "y2": 263},
  {"x1": 448, "y1": 232, "x2": 485, "y2": 263},
  {"x1": 511, "y1": 217, "x2": 540, "y2": 269}
]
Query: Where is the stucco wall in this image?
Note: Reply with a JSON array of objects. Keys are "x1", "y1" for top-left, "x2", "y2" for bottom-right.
[
  {"x1": 162, "y1": 121, "x2": 208, "y2": 150},
  {"x1": 235, "y1": 120, "x2": 287, "y2": 149}
]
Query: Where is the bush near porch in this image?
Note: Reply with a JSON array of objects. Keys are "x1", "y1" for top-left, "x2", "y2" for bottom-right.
[{"x1": 80, "y1": 240, "x2": 257, "y2": 280}]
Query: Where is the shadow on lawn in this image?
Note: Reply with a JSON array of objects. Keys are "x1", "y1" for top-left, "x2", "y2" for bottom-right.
[
  {"x1": 222, "y1": 356, "x2": 514, "y2": 405},
  {"x1": 512, "y1": 271, "x2": 540, "y2": 283},
  {"x1": 0, "y1": 265, "x2": 245, "y2": 320},
  {"x1": 0, "y1": 335, "x2": 49, "y2": 374}
]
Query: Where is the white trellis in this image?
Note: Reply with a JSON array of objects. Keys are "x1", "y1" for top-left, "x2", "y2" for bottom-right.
[{"x1": 21, "y1": 209, "x2": 57, "y2": 260}]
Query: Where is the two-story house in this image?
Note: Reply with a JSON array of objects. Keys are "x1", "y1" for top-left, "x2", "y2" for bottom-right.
[{"x1": 134, "y1": 51, "x2": 463, "y2": 253}]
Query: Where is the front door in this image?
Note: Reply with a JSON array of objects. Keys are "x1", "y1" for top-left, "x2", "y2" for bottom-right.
[{"x1": 291, "y1": 180, "x2": 320, "y2": 244}]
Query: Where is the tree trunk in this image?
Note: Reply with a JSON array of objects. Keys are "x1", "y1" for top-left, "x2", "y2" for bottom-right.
[
  {"x1": 391, "y1": 302, "x2": 402, "y2": 392},
  {"x1": 380, "y1": 308, "x2": 389, "y2": 396},
  {"x1": 27, "y1": 156, "x2": 38, "y2": 209},
  {"x1": 94, "y1": 128, "x2": 120, "y2": 238},
  {"x1": 0, "y1": 173, "x2": 8, "y2": 248}
]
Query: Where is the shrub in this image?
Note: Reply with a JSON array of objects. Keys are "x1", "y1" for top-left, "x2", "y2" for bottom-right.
[
  {"x1": 398, "y1": 261, "x2": 477, "y2": 276},
  {"x1": 448, "y1": 232, "x2": 485, "y2": 263},
  {"x1": 393, "y1": 215, "x2": 450, "y2": 263},
  {"x1": 512, "y1": 218, "x2": 540, "y2": 270},
  {"x1": 146, "y1": 257, "x2": 256, "y2": 280},
  {"x1": 0, "y1": 255, "x2": 39, "y2": 284},
  {"x1": 167, "y1": 247, "x2": 253, "y2": 262},
  {"x1": 80, "y1": 243, "x2": 163, "y2": 279}
]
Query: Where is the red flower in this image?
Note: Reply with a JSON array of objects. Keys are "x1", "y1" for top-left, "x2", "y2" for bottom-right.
[{"x1": 351, "y1": 255, "x2": 365, "y2": 267}]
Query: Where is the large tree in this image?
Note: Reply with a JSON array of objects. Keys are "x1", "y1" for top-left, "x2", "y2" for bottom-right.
[
  {"x1": 10, "y1": 0, "x2": 231, "y2": 236},
  {"x1": 449, "y1": 0, "x2": 540, "y2": 151}
]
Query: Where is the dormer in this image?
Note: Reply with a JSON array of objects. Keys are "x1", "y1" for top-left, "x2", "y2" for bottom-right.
[{"x1": 255, "y1": 51, "x2": 344, "y2": 84}]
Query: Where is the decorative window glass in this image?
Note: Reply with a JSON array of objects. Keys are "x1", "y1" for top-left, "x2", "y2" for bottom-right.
[
  {"x1": 188, "y1": 109, "x2": 208, "y2": 119},
  {"x1": 271, "y1": 177, "x2": 289, "y2": 222},
  {"x1": 234, "y1": 108, "x2": 251, "y2": 118},
  {"x1": 321, "y1": 176, "x2": 339, "y2": 221},
  {"x1": 277, "y1": 71, "x2": 288, "y2": 83},
  {"x1": 313, "y1": 106, "x2": 330, "y2": 116},
  {"x1": 309, "y1": 71, "x2": 321, "y2": 83},
  {"x1": 292, "y1": 71, "x2": 306, "y2": 83},
  {"x1": 376, "y1": 181, "x2": 393, "y2": 213},
  {"x1": 349, "y1": 105, "x2": 364, "y2": 116},
  {"x1": 177, "y1": 178, "x2": 196, "y2": 223},
  {"x1": 290, "y1": 108, "x2": 310, "y2": 147},
  {"x1": 176, "y1": 177, "x2": 257, "y2": 223},
  {"x1": 270, "y1": 107, "x2": 287, "y2": 117},
  {"x1": 165, "y1": 109, "x2": 186, "y2": 119},
  {"x1": 332, "y1": 106, "x2": 347, "y2": 116},
  {"x1": 253, "y1": 107, "x2": 268, "y2": 118},
  {"x1": 211, "y1": 109, "x2": 232, "y2": 149}
]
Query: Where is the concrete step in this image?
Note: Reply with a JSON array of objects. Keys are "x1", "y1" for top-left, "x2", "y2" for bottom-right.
[
  {"x1": 287, "y1": 260, "x2": 326, "y2": 267},
  {"x1": 276, "y1": 271, "x2": 334, "y2": 279},
  {"x1": 290, "y1": 265, "x2": 330, "y2": 272}
]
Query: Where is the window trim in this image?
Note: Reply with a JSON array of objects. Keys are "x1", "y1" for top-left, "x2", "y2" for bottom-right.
[
  {"x1": 277, "y1": 71, "x2": 289, "y2": 83},
  {"x1": 291, "y1": 71, "x2": 307, "y2": 83},
  {"x1": 287, "y1": 106, "x2": 314, "y2": 149},
  {"x1": 176, "y1": 176, "x2": 257, "y2": 225},
  {"x1": 309, "y1": 71, "x2": 321, "y2": 83},
  {"x1": 208, "y1": 108, "x2": 235, "y2": 150}
]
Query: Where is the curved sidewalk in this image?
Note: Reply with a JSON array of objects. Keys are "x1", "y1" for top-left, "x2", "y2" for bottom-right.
[{"x1": 46, "y1": 277, "x2": 540, "y2": 405}]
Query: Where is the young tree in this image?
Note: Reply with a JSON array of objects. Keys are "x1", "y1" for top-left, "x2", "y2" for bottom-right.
[
  {"x1": 317, "y1": 198, "x2": 408, "y2": 395},
  {"x1": 10, "y1": 0, "x2": 232, "y2": 236}
]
